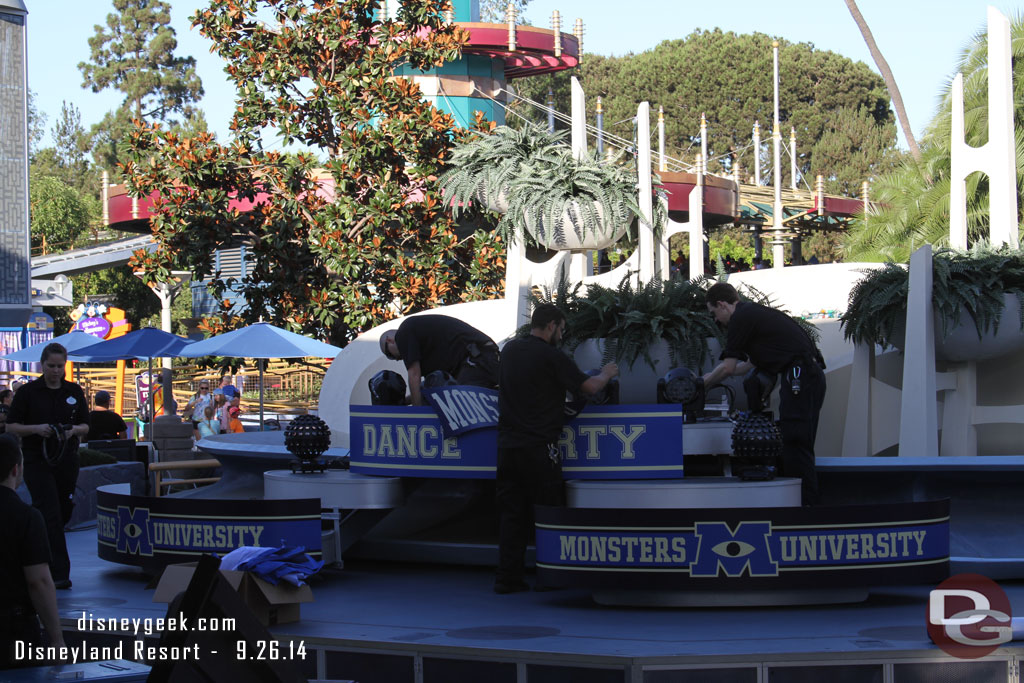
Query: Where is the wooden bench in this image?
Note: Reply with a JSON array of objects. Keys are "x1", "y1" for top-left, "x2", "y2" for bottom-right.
[{"x1": 149, "y1": 458, "x2": 222, "y2": 496}]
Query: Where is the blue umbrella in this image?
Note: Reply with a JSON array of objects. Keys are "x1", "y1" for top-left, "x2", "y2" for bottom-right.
[
  {"x1": 67, "y1": 327, "x2": 193, "y2": 363},
  {"x1": 1, "y1": 330, "x2": 104, "y2": 362},
  {"x1": 177, "y1": 323, "x2": 341, "y2": 428},
  {"x1": 68, "y1": 328, "x2": 194, "y2": 424}
]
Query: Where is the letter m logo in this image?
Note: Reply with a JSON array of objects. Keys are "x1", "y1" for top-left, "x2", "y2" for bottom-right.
[
  {"x1": 690, "y1": 521, "x2": 777, "y2": 577},
  {"x1": 116, "y1": 505, "x2": 154, "y2": 556}
]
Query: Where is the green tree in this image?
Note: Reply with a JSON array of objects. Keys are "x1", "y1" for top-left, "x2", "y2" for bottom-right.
[
  {"x1": 480, "y1": 0, "x2": 530, "y2": 22},
  {"x1": 125, "y1": 0, "x2": 505, "y2": 346},
  {"x1": 810, "y1": 105, "x2": 902, "y2": 196},
  {"x1": 512, "y1": 29, "x2": 897, "y2": 191},
  {"x1": 28, "y1": 175, "x2": 96, "y2": 253},
  {"x1": 27, "y1": 90, "x2": 47, "y2": 158},
  {"x1": 842, "y1": 15, "x2": 1024, "y2": 261},
  {"x1": 30, "y1": 102, "x2": 99, "y2": 195},
  {"x1": 79, "y1": 0, "x2": 204, "y2": 169}
]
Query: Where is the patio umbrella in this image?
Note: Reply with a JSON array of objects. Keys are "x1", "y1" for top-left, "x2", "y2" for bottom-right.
[
  {"x1": 1, "y1": 330, "x2": 104, "y2": 362},
  {"x1": 177, "y1": 322, "x2": 341, "y2": 428},
  {"x1": 68, "y1": 327, "x2": 194, "y2": 426}
]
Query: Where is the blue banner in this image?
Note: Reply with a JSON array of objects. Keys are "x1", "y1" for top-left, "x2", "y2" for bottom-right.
[
  {"x1": 96, "y1": 488, "x2": 322, "y2": 569},
  {"x1": 423, "y1": 385, "x2": 499, "y2": 438},
  {"x1": 350, "y1": 404, "x2": 683, "y2": 479},
  {"x1": 534, "y1": 500, "x2": 950, "y2": 590}
]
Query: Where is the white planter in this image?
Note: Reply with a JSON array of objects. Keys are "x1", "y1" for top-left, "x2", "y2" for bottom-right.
[
  {"x1": 573, "y1": 338, "x2": 722, "y2": 404},
  {"x1": 936, "y1": 293, "x2": 1024, "y2": 362},
  {"x1": 524, "y1": 201, "x2": 628, "y2": 252},
  {"x1": 475, "y1": 186, "x2": 508, "y2": 214},
  {"x1": 891, "y1": 293, "x2": 1024, "y2": 362}
]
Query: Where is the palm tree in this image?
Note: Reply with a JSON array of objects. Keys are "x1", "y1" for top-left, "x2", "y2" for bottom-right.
[
  {"x1": 843, "y1": 0, "x2": 922, "y2": 164},
  {"x1": 842, "y1": 14, "x2": 1024, "y2": 262}
]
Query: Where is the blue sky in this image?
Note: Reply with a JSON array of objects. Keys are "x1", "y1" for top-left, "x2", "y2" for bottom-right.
[{"x1": 25, "y1": 0, "x2": 1015, "y2": 154}]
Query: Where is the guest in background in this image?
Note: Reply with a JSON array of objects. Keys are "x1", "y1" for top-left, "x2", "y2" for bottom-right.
[
  {"x1": 227, "y1": 406, "x2": 245, "y2": 434},
  {"x1": 88, "y1": 390, "x2": 128, "y2": 441},
  {"x1": 196, "y1": 405, "x2": 220, "y2": 440}
]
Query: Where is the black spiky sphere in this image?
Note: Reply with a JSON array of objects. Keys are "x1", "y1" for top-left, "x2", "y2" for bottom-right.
[
  {"x1": 731, "y1": 413, "x2": 782, "y2": 461},
  {"x1": 284, "y1": 415, "x2": 332, "y2": 462}
]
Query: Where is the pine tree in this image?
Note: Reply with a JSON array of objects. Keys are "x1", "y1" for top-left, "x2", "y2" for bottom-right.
[{"x1": 78, "y1": 0, "x2": 204, "y2": 169}]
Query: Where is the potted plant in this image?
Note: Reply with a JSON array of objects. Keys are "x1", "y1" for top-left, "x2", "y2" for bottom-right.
[
  {"x1": 503, "y1": 150, "x2": 667, "y2": 252},
  {"x1": 525, "y1": 274, "x2": 816, "y2": 403},
  {"x1": 440, "y1": 123, "x2": 666, "y2": 252},
  {"x1": 439, "y1": 123, "x2": 568, "y2": 214},
  {"x1": 841, "y1": 245, "x2": 1024, "y2": 361}
]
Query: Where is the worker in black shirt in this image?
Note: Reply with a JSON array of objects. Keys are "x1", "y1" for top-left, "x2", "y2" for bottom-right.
[
  {"x1": 6, "y1": 343, "x2": 89, "y2": 589},
  {"x1": 495, "y1": 304, "x2": 618, "y2": 593},
  {"x1": 88, "y1": 390, "x2": 128, "y2": 441},
  {"x1": 379, "y1": 314, "x2": 500, "y2": 406},
  {"x1": 1, "y1": 433, "x2": 66, "y2": 667},
  {"x1": 702, "y1": 283, "x2": 826, "y2": 505}
]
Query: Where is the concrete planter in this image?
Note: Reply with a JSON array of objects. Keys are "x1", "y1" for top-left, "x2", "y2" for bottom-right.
[
  {"x1": 71, "y1": 462, "x2": 146, "y2": 528},
  {"x1": 573, "y1": 338, "x2": 722, "y2": 404},
  {"x1": 891, "y1": 293, "x2": 1024, "y2": 362}
]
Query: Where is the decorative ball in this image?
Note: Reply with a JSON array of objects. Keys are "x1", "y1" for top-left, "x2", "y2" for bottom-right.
[
  {"x1": 284, "y1": 414, "x2": 332, "y2": 462},
  {"x1": 369, "y1": 370, "x2": 407, "y2": 406},
  {"x1": 730, "y1": 412, "x2": 782, "y2": 461}
]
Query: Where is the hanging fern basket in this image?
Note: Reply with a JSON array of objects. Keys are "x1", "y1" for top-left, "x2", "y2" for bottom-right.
[
  {"x1": 522, "y1": 201, "x2": 629, "y2": 252},
  {"x1": 474, "y1": 186, "x2": 509, "y2": 214}
]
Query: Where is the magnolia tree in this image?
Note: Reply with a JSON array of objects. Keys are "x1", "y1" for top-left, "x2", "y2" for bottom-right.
[{"x1": 126, "y1": 0, "x2": 504, "y2": 345}]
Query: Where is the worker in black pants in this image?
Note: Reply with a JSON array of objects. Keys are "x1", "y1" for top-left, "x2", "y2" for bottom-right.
[
  {"x1": 495, "y1": 304, "x2": 618, "y2": 593},
  {"x1": 0, "y1": 433, "x2": 66, "y2": 667},
  {"x1": 702, "y1": 283, "x2": 826, "y2": 505},
  {"x1": 7, "y1": 343, "x2": 89, "y2": 589}
]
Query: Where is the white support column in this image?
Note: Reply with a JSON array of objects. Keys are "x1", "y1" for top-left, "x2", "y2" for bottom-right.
[
  {"x1": 771, "y1": 41, "x2": 785, "y2": 269},
  {"x1": 899, "y1": 244, "x2": 939, "y2": 457},
  {"x1": 950, "y1": 7, "x2": 1018, "y2": 248},
  {"x1": 940, "y1": 361, "x2": 978, "y2": 457},
  {"x1": 699, "y1": 113, "x2": 707, "y2": 177},
  {"x1": 687, "y1": 185, "x2": 703, "y2": 282},
  {"x1": 569, "y1": 76, "x2": 592, "y2": 277},
  {"x1": 752, "y1": 121, "x2": 761, "y2": 186},
  {"x1": 504, "y1": 238, "x2": 530, "y2": 328},
  {"x1": 842, "y1": 343, "x2": 875, "y2": 458},
  {"x1": 636, "y1": 102, "x2": 656, "y2": 283},
  {"x1": 789, "y1": 127, "x2": 798, "y2": 190},
  {"x1": 570, "y1": 76, "x2": 587, "y2": 160},
  {"x1": 771, "y1": 122, "x2": 785, "y2": 269},
  {"x1": 658, "y1": 107, "x2": 666, "y2": 172}
]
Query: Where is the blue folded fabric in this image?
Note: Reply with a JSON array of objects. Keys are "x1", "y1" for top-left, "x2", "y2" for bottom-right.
[{"x1": 219, "y1": 545, "x2": 324, "y2": 587}]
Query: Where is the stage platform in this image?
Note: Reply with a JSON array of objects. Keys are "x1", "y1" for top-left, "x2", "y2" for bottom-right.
[{"x1": 32, "y1": 527, "x2": 1024, "y2": 683}]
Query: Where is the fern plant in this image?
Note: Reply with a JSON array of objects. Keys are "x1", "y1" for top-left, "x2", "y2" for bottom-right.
[
  {"x1": 524, "y1": 274, "x2": 813, "y2": 371},
  {"x1": 841, "y1": 244, "x2": 1024, "y2": 348},
  {"x1": 440, "y1": 123, "x2": 666, "y2": 250},
  {"x1": 502, "y1": 149, "x2": 667, "y2": 249},
  {"x1": 439, "y1": 123, "x2": 568, "y2": 218}
]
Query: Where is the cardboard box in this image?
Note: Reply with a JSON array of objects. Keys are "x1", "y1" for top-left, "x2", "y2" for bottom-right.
[{"x1": 152, "y1": 562, "x2": 313, "y2": 626}]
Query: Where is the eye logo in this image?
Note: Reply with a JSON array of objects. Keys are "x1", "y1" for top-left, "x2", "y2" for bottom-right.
[
  {"x1": 711, "y1": 541, "x2": 756, "y2": 558},
  {"x1": 125, "y1": 523, "x2": 142, "y2": 539}
]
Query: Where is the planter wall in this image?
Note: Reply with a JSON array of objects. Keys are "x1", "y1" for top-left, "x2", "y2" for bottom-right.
[
  {"x1": 71, "y1": 462, "x2": 146, "y2": 528},
  {"x1": 573, "y1": 338, "x2": 723, "y2": 404},
  {"x1": 890, "y1": 293, "x2": 1024, "y2": 362}
]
